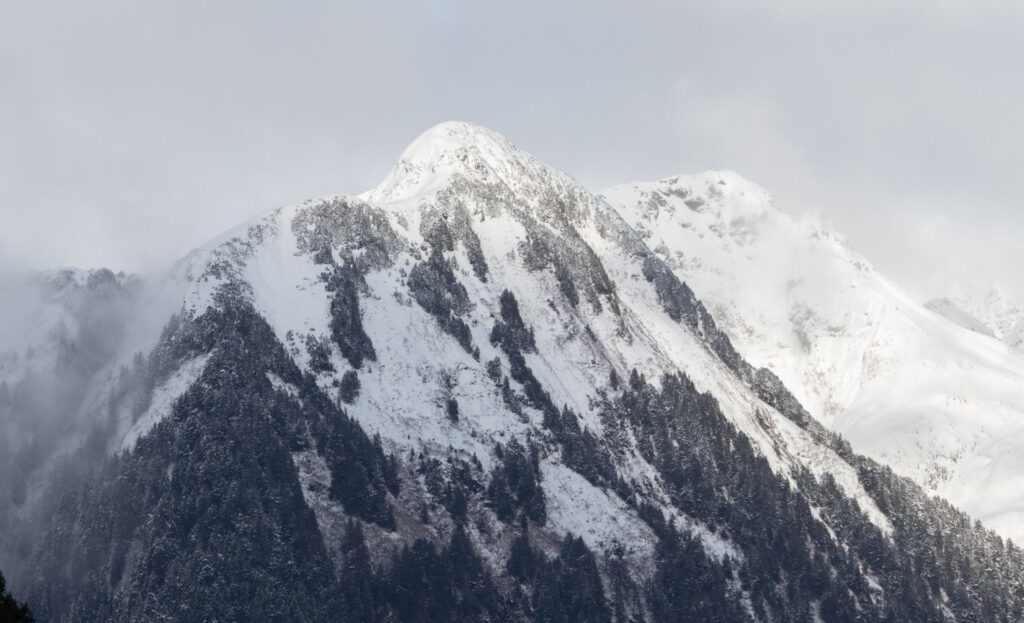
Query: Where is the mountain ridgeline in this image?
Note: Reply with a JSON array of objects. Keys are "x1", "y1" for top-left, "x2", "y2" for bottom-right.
[
  {"x1": 1, "y1": 123, "x2": 1022, "y2": 622},
  {"x1": 601, "y1": 174, "x2": 1024, "y2": 541}
]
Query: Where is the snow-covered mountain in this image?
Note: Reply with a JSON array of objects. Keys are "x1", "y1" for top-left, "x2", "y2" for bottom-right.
[
  {"x1": 923, "y1": 298, "x2": 995, "y2": 339},
  {"x1": 0, "y1": 268, "x2": 136, "y2": 387},
  {"x1": 602, "y1": 174, "x2": 1024, "y2": 542},
  {"x1": 1, "y1": 122, "x2": 1022, "y2": 622},
  {"x1": 927, "y1": 283, "x2": 1024, "y2": 351}
]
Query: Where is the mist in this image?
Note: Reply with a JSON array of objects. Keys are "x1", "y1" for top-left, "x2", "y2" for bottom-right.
[
  {"x1": 2, "y1": 2, "x2": 1023, "y2": 304},
  {"x1": 0, "y1": 267, "x2": 187, "y2": 587}
]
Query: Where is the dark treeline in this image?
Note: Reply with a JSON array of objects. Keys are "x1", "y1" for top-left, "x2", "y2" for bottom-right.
[{"x1": 0, "y1": 570, "x2": 33, "y2": 623}]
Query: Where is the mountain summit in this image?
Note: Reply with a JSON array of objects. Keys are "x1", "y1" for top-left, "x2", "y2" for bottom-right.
[
  {"x1": 1, "y1": 124, "x2": 1022, "y2": 622},
  {"x1": 363, "y1": 121, "x2": 542, "y2": 203}
]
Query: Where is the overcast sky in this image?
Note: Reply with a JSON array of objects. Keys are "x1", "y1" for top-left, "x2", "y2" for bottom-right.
[{"x1": 2, "y1": 1, "x2": 1022, "y2": 300}]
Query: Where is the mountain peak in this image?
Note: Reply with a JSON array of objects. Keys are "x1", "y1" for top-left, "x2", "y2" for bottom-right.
[
  {"x1": 361, "y1": 121, "x2": 532, "y2": 203},
  {"x1": 400, "y1": 121, "x2": 512, "y2": 163}
]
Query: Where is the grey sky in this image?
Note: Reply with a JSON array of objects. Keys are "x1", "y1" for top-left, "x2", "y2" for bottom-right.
[{"x1": 2, "y1": 1, "x2": 1022, "y2": 300}]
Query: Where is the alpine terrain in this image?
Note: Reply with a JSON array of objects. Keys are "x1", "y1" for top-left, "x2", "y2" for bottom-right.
[
  {"x1": 1, "y1": 122, "x2": 1022, "y2": 622},
  {"x1": 602, "y1": 176, "x2": 1024, "y2": 542},
  {"x1": 926, "y1": 283, "x2": 1024, "y2": 352}
]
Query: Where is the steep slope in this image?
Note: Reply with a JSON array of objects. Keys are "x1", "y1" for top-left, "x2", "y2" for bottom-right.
[
  {"x1": 602, "y1": 173, "x2": 1024, "y2": 541},
  {"x1": 2, "y1": 123, "x2": 1022, "y2": 622}
]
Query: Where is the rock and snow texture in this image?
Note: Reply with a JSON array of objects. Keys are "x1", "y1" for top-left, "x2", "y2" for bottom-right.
[
  {"x1": 5, "y1": 122, "x2": 1015, "y2": 544},
  {"x1": 602, "y1": 173, "x2": 1024, "y2": 541},
  {"x1": 6, "y1": 121, "x2": 1024, "y2": 621},
  {"x1": 132, "y1": 120, "x2": 893, "y2": 558}
]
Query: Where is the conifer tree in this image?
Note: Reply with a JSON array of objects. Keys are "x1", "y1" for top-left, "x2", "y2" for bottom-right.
[{"x1": 0, "y1": 570, "x2": 34, "y2": 623}]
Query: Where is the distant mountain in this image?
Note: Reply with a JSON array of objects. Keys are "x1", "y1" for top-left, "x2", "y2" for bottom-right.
[
  {"x1": 928, "y1": 282, "x2": 1024, "y2": 351},
  {"x1": 923, "y1": 297, "x2": 995, "y2": 338},
  {"x1": 602, "y1": 174, "x2": 1024, "y2": 542},
  {"x1": 1, "y1": 122, "x2": 1021, "y2": 622}
]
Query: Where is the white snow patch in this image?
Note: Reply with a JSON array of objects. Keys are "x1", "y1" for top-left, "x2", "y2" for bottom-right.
[
  {"x1": 241, "y1": 206, "x2": 335, "y2": 357},
  {"x1": 541, "y1": 459, "x2": 657, "y2": 571},
  {"x1": 266, "y1": 372, "x2": 300, "y2": 400},
  {"x1": 121, "y1": 353, "x2": 211, "y2": 451}
]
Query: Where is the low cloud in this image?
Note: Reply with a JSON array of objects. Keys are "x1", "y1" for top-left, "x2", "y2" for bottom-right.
[{"x1": 0, "y1": 1, "x2": 1021, "y2": 301}]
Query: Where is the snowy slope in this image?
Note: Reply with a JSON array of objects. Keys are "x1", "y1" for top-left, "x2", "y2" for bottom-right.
[
  {"x1": 932, "y1": 282, "x2": 1024, "y2": 351},
  {"x1": 602, "y1": 174, "x2": 1024, "y2": 541},
  {"x1": 95, "y1": 122, "x2": 887, "y2": 560},
  {"x1": 924, "y1": 298, "x2": 995, "y2": 338}
]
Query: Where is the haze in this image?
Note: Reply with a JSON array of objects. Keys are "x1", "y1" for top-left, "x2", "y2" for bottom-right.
[{"x1": 2, "y1": 1, "x2": 1022, "y2": 300}]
